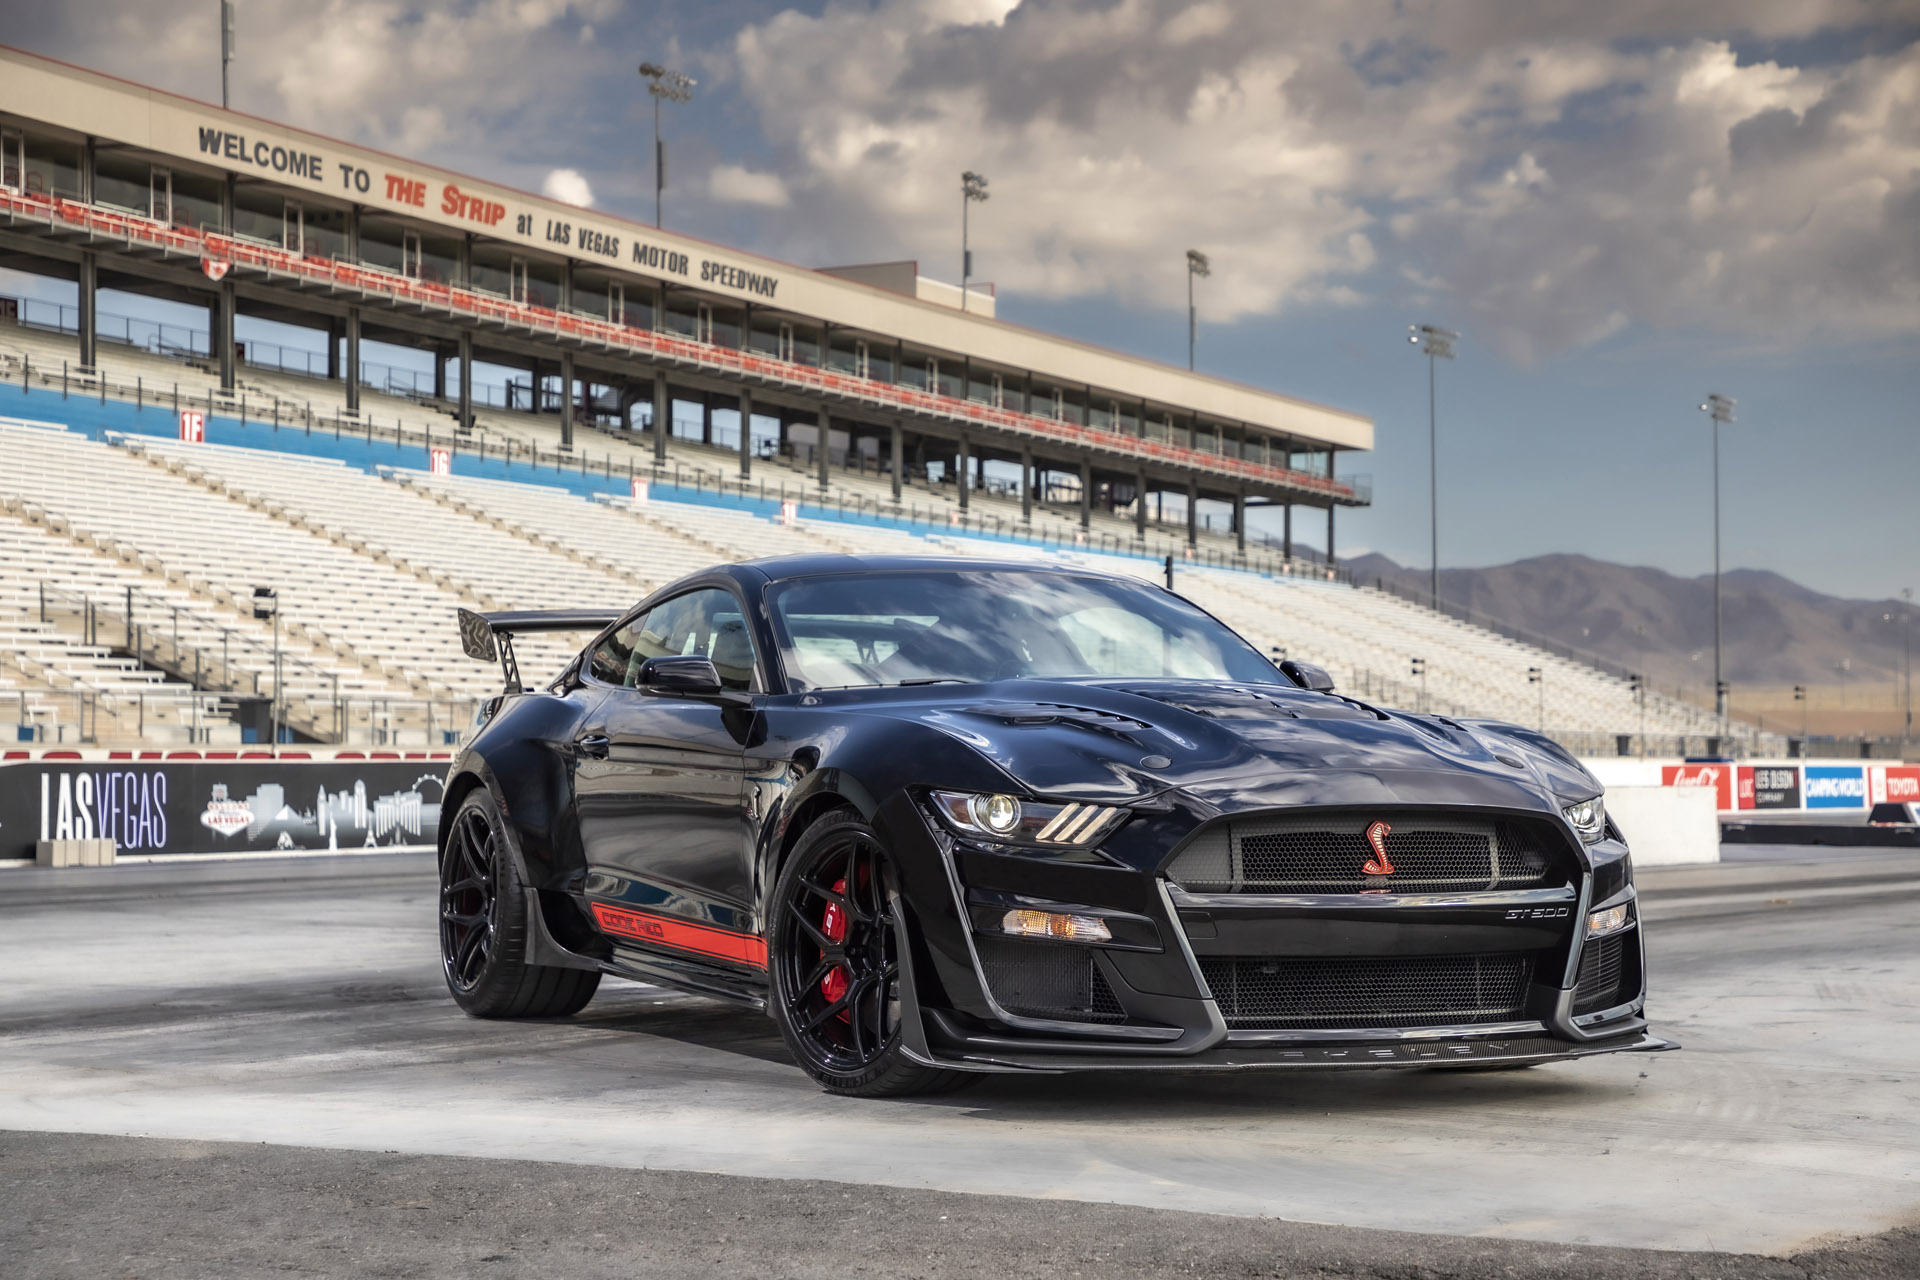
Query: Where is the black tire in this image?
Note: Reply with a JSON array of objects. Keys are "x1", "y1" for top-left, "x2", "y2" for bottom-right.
[
  {"x1": 439, "y1": 788, "x2": 599, "y2": 1019},
  {"x1": 767, "y1": 808, "x2": 976, "y2": 1097}
]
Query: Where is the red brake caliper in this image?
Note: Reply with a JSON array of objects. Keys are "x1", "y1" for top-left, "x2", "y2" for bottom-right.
[{"x1": 819, "y1": 876, "x2": 849, "y2": 1004}]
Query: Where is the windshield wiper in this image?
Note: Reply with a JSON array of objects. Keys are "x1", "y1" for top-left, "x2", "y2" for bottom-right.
[{"x1": 897, "y1": 677, "x2": 970, "y2": 686}]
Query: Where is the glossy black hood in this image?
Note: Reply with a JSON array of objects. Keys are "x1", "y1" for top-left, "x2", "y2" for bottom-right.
[{"x1": 821, "y1": 677, "x2": 1599, "y2": 819}]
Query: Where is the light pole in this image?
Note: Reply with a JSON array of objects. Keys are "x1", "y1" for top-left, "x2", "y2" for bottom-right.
[
  {"x1": 1890, "y1": 590, "x2": 1914, "y2": 745},
  {"x1": 1528, "y1": 666, "x2": 1544, "y2": 732},
  {"x1": 1699, "y1": 393, "x2": 1735, "y2": 728},
  {"x1": 1409, "y1": 324, "x2": 1458, "y2": 610},
  {"x1": 220, "y1": 0, "x2": 235, "y2": 109},
  {"x1": 252, "y1": 586, "x2": 278, "y2": 748},
  {"x1": 1410, "y1": 656, "x2": 1427, "y2": 713},
  {"x1": 961, "y1": 171, "x2": 989, "y2": 312},
  {"x1": 1630, "y1": 672, "x2": 1646, "y2": 756},
  {"x1": 1186, "y1": 249, "x2": 1210, "y2": 371},
  {"x1": 638, "y1": 62, "x2": 696, "y2": 229},
  {"x1": 1794, "y1": 684, "x2": 1807, "y2": 740}
]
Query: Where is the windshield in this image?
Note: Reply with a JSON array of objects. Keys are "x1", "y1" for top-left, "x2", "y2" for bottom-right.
[{"x1": 766, "y1": 569, "x2": 1285, "y2": 691}]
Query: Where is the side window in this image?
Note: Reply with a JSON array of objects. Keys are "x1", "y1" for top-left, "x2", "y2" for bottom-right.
[{"x1": 587, "y1": 590, "x2": 757, "y2": 691}]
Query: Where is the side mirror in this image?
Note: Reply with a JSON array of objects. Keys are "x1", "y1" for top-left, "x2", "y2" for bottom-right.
[
  {"x1": 1280, "y1": 659, "x2": 1335, "y2": 693},
  {"x1": 638, "y1": 656, "x2": 725, "y2": 697}
]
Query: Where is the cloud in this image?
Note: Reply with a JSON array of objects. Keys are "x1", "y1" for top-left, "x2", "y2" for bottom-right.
[
  {"x1": 542, "y1": 167, "x2": 596, "y2": 206},
  {"x1": 708, "y1": 164, "x2": 790, "y2": 207},
  {"x1": 16, "y1": 0, "x2": 624, "y2": 169},
  {"x1": 720, "y1": 0, "x2": 1920, "y2": 359}
]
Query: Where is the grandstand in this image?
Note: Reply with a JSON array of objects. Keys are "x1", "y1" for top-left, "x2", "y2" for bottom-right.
[{"x1": 0, "y1": 319, "x2": 1749, "y2": 756}]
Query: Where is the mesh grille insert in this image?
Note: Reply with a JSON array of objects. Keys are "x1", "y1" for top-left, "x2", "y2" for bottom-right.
[
  {"x1": 1572, "y1": 934, "x2": 1628, "y2": 1014},
  {"x1": 1169, "y1": 814, "x2": 1565, "y2": 895},
  {"x1": 975, "y1": 935, "x2": 1126, "y2": 1023},
  {"x1": 1200, "y1": 952, "x2": 1535, "y2": 1029}
]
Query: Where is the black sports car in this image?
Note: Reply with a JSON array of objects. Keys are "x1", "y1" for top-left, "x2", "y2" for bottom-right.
[{"x1": 440, "y1": 555, "x2": 1667, "y2": 1096}]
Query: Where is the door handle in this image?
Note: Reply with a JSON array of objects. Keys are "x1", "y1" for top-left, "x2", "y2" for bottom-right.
[{"x1": 577, "y1": 734, "x2": 610, "y2": 759}]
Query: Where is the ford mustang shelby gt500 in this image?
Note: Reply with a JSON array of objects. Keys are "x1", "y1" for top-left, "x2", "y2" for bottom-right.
[{"x1": 439, "y1": 556, "x2": 1667, "y2": 1095}]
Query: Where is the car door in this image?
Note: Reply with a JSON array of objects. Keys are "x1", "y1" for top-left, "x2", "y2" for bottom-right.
[{"x1": 572, "y1": 587, "x2": 764, "y2": 960}]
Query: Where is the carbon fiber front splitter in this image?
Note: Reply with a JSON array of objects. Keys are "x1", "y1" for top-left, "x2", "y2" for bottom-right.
[{"x1": 906, "y1": 1015, "x2": 1676, "y2": 1074}]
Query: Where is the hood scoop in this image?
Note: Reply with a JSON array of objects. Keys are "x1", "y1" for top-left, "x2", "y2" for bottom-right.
[
  {"x1": 961, "y1": 701, "x2": 1152, "y2": 744},
  {"x1": 1118, "y1": 683, "x2": 1377, "y2": 723}
]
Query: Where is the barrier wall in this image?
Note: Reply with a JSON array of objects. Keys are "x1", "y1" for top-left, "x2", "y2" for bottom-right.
[
  {"x1": 0, "y1": 752, "x2": 447, "y2": 860},
  {"x1": 1603, "y1": 786, "x2": 1721, "y2": 865},
  {"x1": 1584, "y1": 758, "x2": 1916, "y2": 816}
]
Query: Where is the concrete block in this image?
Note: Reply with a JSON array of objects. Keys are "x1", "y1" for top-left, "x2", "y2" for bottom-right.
[
  {"x1": 35, "y1": 839, "x2": 118, "y2": 868},
  {"x1": 1606, "y1": 786, "x2": 1719, "y2": 866}
]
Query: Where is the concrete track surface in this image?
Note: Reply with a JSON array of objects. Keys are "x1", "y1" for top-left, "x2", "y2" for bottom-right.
[{"x1": 2, "y1": 850, "x2": 1917, "y2": 1277}]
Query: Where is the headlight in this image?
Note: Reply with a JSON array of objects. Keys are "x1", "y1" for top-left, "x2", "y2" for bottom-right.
[
  {"x1": 931, "y1": 791, "x2": 1126, "y2": 847},
  {"x1": 1563, "y1": 795, "x2": 1607, "y2": 844}
]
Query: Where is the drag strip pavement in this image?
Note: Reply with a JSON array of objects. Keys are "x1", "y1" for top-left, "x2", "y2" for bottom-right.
[{"x1": 0, "y1": 852, "x2": 1916, "y2": 1256}]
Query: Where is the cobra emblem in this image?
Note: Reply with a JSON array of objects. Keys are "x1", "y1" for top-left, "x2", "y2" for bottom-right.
[{"x1": 1361, "y1": 820, "x2": 1396, "y2": 876}]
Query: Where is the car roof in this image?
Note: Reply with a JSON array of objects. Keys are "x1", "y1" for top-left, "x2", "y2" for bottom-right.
[{"x1": 734, "y1": 553, "x2": 1133, "y2": 583}]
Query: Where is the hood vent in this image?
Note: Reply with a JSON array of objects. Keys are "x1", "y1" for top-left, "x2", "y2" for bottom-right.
[{"x1": 1120, "y1": 683, "x2": 1376, "y2": 723}]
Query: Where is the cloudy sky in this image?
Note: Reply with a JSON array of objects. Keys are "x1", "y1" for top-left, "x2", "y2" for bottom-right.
[{"x1": 9, "y1": 0, "x2": 1918, "y2": 599}]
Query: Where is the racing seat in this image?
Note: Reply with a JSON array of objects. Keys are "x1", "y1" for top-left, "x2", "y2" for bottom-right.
[{"x1": 709, "y1": 618, "x2": 755, "y2": 691}]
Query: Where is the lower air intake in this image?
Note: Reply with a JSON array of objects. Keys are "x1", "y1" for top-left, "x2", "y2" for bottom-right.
[
  {"x1": 975, "y1": 936, "x2": 1125, "y2": 1023},
  {"x1": 1572, "y1": 934, "x2": 1629, "y2": 1014},
  {"x1": 1200, "y1": 952, "x2": 1535, "y2": 1030}
]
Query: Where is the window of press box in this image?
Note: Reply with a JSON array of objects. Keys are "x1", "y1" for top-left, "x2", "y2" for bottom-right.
[
  {"x1": 468, "y1": 243, "x2": 516, "y2": 298},
  {"x1": 165, "y1": 170, "x2": 223, "y2": 235},
  {"x1": 16, "y1": 130, "x2": 81, "y2": 200},
  {"x1": 707, "y1": 304, "x2": 744, "y2": 349},
  {"x1": 827, "y1": 330, "x2": 868, "y2": 377},
  {"x1": 230, "y1": 186, "x2": 287, "y2": 246},
  {"x1": 570, "y1": 274, "x2": 617, "y2": 321},
  {"x1": 299, "y1": 204, "x2": 348, "y2": 261},
  {"x1": 615, "y1": 282, "x2": 654, "y2": 330},
  {"x1": 90, "y1": 151, "x2": 153, "y2": 217},
  {"x1": 519, "y1": 258, "x2": 560, "y2": 310},
  {"x1": 898, "y1": 348, "x2": 932, "y2": 391},
  {"x1": 662, "y1": 291, "x2": 702, "y2": 339},
  {"x1": 357, "y1": 216, "x2": 411, "y2": 274}
]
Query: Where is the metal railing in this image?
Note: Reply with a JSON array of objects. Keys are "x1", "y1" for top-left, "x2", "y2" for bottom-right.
[{"x1": 26, "y1": 584, "x2": 483, "y2": 746}]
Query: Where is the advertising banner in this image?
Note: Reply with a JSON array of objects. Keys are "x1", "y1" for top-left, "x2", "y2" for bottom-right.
[
  {"x1": 0, "y1": 759, "x2": 444, "y2": 860},
  {"x1": 1869, "y1": 765, "x2": 1920, "y2": 805},
  {"x1": 1803, "y1": 765, "x2": 1868, "y2": 810},
  {"x1": 1662, "y1": 762, "x2": 1733, "y2": 810},
  {"x1": 1736, "y1": 765, "x2": 1801, "y2": 811}
]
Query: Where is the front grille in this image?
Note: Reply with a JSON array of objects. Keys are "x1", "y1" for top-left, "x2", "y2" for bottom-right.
[
  {"x1": 975, "y1": 936, "x2": 1125, "y2": 1023},
  {"x1": 1168, "y1": 813, "x2": 1566, "y2": 895},
  {"x1": 1572, "y1": 934, "x2": 1629, "y2": 1014},
  {"x1": 1200, "y1": 952, "x2": 1535, "y2": 1029}
]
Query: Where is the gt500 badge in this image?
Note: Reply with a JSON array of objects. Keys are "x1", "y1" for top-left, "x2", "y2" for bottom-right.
[{"x1": 1504, "y1": 906, "x2": 1571, "y2": 920}]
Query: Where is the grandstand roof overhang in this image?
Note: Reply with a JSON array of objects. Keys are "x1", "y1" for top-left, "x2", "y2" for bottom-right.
[{"x1": 0, "y1": 44, "x2": 1373, "y2": 506}]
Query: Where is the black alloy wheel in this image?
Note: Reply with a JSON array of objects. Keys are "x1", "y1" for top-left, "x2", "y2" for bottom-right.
[
  {"x1": 768, "y1": 809, "x2": 974, "y2": 1096},
  {"x1": 438, "y1": 788, "x2": 599, "y2": 1019},
  {"x1": 440, "y1": 801, "x2": 498, "y2": 994}
]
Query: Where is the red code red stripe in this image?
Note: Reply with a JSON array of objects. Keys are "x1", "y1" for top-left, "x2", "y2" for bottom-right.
[{"x1": 589, "y1": 902, "x2": 768, "y2": 969}]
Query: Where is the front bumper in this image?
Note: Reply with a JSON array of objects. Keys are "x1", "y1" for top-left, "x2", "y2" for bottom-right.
[{"x1": 885, "y1": 794, "x2": 1665, "y2": 1073}]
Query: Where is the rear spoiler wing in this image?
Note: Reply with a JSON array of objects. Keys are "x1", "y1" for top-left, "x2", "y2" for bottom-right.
[{"x1": 457, "y1": 608, "x2": 620, "y2": 694}]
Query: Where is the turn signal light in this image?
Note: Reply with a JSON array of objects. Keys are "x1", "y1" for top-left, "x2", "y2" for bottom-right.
[
  {"x1": 1001, "y1": 909, "x2": 1112, "y2": 943},
  {"x1": 1587, "y1": 905, "x2": 1629, "y2": 936}
]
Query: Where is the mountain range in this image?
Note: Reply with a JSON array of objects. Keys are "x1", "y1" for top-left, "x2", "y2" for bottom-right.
[{"x1": 1342, "y1": 553, "x2": 1915, "y2": 693}]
